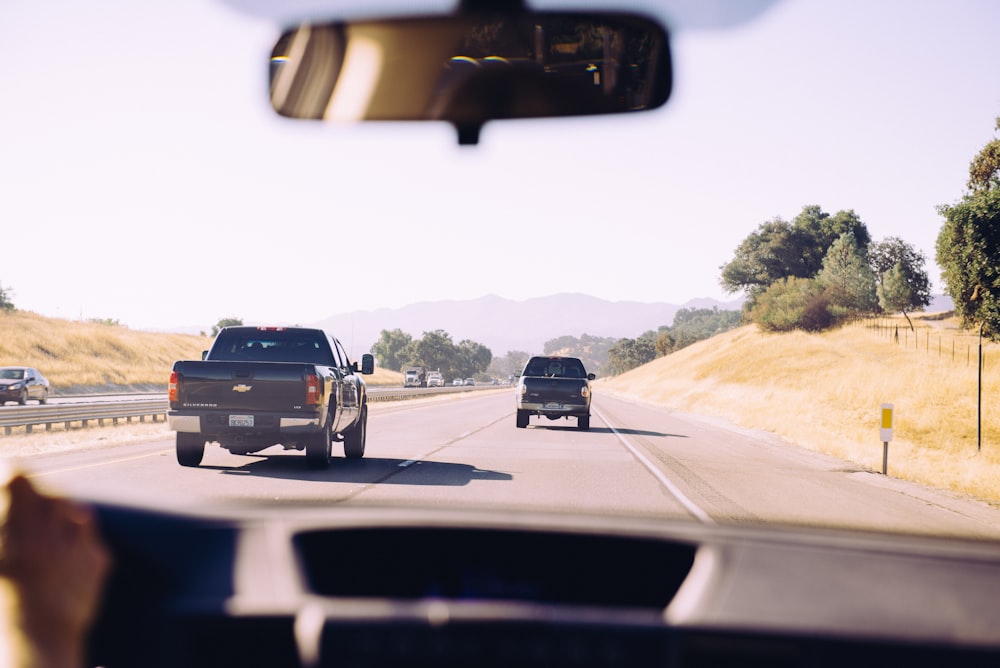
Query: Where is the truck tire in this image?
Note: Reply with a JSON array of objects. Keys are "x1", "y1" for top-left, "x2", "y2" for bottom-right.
[
  {"x1": 176, "y1": 433, "x2": 205, "y2": 467},
  {"x1": 516, "y1": 410, "x2": 529, "y2": 429},
  {"x1": 343, "y1": 405, "x2": 367, "y2": 459},
  {"x1": 577, "y1": 416, "x2": 590, "y2": 431},
  {"x1": 306, "y1": 423, "x2": 333, "y2": 469}
]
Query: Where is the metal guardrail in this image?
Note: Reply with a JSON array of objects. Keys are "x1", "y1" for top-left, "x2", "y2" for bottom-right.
[
  {"x1": 367, "y1": 384, "x2": 504, "y2": 402},
  {"x1": 0, "y1": 400, "x2": 168, "y2": 435},
  {"x1": 0, "y1": 385, "x2": 509, "y2": 435}
]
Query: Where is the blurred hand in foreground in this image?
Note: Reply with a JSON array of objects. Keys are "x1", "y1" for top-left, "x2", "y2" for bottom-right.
[{"x1": 0, "y1": 465, "x2": 111, "y2": 668}]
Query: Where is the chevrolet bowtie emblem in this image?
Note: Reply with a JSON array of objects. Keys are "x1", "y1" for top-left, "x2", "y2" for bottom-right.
[{"x1": 232, "y1": 384, "x2": 253, "y2": 393}]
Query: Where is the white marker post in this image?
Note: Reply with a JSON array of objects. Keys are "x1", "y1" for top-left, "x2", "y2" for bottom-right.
[{"x1": 880, "y1": 403, "x2": 893, "y2": 475}]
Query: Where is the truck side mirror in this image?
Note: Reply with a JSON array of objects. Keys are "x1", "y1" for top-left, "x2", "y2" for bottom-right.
[
  {"x1": 587, "y1": 373, "x2": 596, "y2": 380},
  {"x1": 360, "y1": 354, "x2": 375, "y2": 375},
  {"x1": 201, "y1": 351, "x2": 209, "y2": 360}
]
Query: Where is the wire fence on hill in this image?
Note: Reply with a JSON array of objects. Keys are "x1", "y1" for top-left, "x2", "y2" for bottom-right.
[{"x1": 860, "y1": 316, "x2": 992, "y2": 369}]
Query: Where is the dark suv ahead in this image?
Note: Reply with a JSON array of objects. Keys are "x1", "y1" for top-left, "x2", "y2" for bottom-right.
[{"x1": 516, "y1": 356, "x2": 595, "y2": 430}]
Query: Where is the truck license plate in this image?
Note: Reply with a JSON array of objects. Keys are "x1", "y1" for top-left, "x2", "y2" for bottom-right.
[
  {"x1": 544, "y1": 402, "x2": 564, "y2": 410},
  {"x1": 229, "y1": 415, "x2": 254, "y2": 427}
]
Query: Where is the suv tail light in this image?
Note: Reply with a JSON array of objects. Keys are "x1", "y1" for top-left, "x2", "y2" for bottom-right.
[{"x1": 168, "y1": 371, "x2": 179, "y2": 402}]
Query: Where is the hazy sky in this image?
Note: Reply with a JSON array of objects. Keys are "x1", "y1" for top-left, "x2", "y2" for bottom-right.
[{"x1": 2, "y1": 0, "x2": 998, "y2": 331}]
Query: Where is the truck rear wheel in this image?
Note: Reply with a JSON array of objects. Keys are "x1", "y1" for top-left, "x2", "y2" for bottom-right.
[
  {"x1": 343, "y1": 405, "x2": 367, "y2": 459},
  {"x1": 176, "y1": 433, "x2": 205, "y2": 467},
  {"x1": 577, "y1": 416, "x2": 590, "y2": 431},
  {"x1": 306, "y1": 424, "x2": 332, "y2": 469},
  {"x1": 516, "y1": 410, "x2": 529, "y2": 428}
]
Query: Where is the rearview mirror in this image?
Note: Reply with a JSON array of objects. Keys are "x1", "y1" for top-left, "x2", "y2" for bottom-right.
[{"x1": 269, "y1": 11, "x2": 671, "y2": 144}]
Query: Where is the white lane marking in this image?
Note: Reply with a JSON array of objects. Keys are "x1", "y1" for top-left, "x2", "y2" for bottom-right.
[
  {"x1": 399, "y1": 459, "x2": 418, "y2": 467},
  {"x1": 593, "y1": 407, "x2": 715, "y2": 525},
  {"x1": 25, "y1": 450, "x2": 170, "y2": 478}
]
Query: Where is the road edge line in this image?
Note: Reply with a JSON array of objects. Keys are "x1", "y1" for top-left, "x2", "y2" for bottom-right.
[{"x1": 593, "y1": 406, "x2": 715, "y2": 525}]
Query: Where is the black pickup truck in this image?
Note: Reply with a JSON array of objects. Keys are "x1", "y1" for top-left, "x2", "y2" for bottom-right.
[
  {"x1": 515, "y1": 355, "x2": 595, "y2": 431},
  {"x1": 168, "y1": 326, "x2": 374, "y2": 469}
]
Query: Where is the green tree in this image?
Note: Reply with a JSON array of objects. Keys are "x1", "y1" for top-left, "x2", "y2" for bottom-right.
[
  {"x1": 817, "y1": 232, "x2": 877, "y2": 316},
  {"x1": 211, "y1": 317, "x2": 243, "y2": 336},
  {"x1": 456, "y1": 339, "x2": 493, "y2": 378},
  {"x1": 869, "y1": 237, "x2": 932, "y2": 328},
  {"x1": 720, "y1": 205, "x2": 871, "y2": 305},
  {"x1": 936, "y1": 118, "x2": 1000, "y2": 339},
  {"x1": 370, "y1": 328, "x2": 413, "y2": 371},
  {"x1": 656, "y1": 307, "x2": 742, "y2": 355},
  {"x1": 751, "y1": 277, "x2": 833, "y2": 332},
  {"x1": 410, "y1": 330, "x2": 460, "y2": 379},
  {"x1": 968, "y1": 116, "x2": 1000, "y2": 194},
  {"x1": 606, "y1": 336, "x2": 656, "y2": 375},
  {"x1": 720, "y1": 218, "x2": 813, "y2": 301},
  {"x1": 0, "y1": 282, "x2": 14, "y2": 312},
  {"x1": 937, "y1": 189, "x2": 1000, "y2": 338},
  {"x1": 792, "y1": 206, "x2": 871, "y2": 274},
  {"x1": 878, "y1": 263, "x2": 919, "y2": 331}
]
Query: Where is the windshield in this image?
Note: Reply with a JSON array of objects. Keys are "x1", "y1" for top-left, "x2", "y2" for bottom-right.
[
  {"x1": 2, "y1": 0, "x2": 1000, "y2": 543},
  {"x1": 0, "y1": 369, "x2": 26, "y2": 381}
]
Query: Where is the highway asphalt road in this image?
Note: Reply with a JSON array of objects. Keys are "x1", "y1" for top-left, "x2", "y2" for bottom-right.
[{"x1": 18, "y1": 391, "x2": 1000, "y2": 539}]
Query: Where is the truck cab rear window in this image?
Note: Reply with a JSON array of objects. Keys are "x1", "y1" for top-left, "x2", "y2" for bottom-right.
[{"x1": 210, "y1": 332, "x2": 336, "y2": 366}]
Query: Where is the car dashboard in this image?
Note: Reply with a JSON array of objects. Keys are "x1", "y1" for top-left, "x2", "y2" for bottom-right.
[{"x1": 86, "y1": 501, "x2": 1000, "y2": 667}]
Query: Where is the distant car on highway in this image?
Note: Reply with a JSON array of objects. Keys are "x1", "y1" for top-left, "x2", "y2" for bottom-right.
[
  {"x1": 453, "y1": 378, "x2": 464, "y2": 386},
  {"x1": 0, "y1": 366, "x2": 50, "y2": 405},
  {"x1": 464, "y1": 378, "x2": 476, "y2": 386}
]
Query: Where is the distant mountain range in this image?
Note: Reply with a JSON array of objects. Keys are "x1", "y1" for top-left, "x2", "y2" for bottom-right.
[{"x1": 311, "y1": 293, "x2": 744, "y2": 359}]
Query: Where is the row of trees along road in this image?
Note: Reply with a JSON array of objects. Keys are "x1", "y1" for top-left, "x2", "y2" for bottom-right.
[
  {"x1": 937, "y1": 117, "x2": 1000, "y2": 340},
  {"x1": 720, "y1": 204, "x2": 932, "y2": 332},
  {"x1": 604, "y1": 307, "x2": 742, "y2": 375},
  {"x1": 484, "y1": 311, "x2": 744, "y2": 379},
  {"x1": 370, "y1": 328, "x2": 492, "y2": 381}
]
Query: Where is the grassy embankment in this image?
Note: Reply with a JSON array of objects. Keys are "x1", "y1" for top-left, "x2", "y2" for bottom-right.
[
  {"x1": 0, "y1": 310, "x2": 402, "y2": 393},
  {"x1": 601, "y1": 314, "x2": 1000, "y2": 504}
]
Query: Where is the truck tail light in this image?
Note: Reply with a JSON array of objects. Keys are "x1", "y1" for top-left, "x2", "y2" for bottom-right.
[
  {"x1": 580, "y1": 385, "x2": 590, "y2": 398},
  {"x1": 168, "y1": 371, "x2": 179, "y2": 402},
  {"x1": 306, "y1": 373, "x2": 321, "y2": 405}
]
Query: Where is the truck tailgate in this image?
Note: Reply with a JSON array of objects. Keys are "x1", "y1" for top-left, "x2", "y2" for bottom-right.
[
  {"x1": 522, "y1": 377, "x2": 587, "y2": 405},
  {"x1": 174, "y1": 362, "x2": 317, "y2": 412}
]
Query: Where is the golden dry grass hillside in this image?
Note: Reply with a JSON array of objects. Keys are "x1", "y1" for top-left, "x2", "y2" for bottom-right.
[
  {"x1": 601, "y1": 315, "x2": 1000, "y2": 505},
  {"x1": 0, "y1": 311, "x2": 401, "y2": 392}
]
